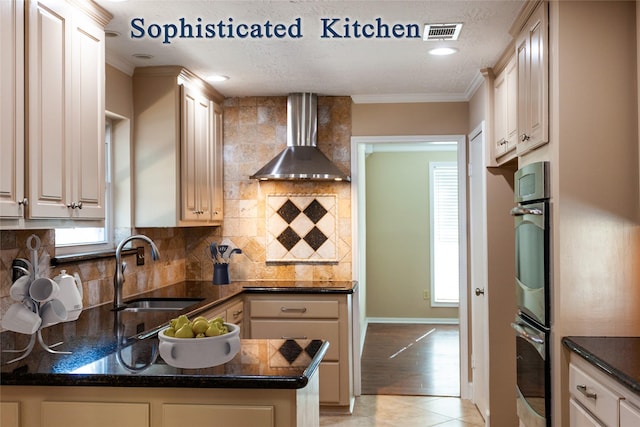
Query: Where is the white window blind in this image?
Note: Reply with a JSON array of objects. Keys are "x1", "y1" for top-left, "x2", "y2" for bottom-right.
[{"x1": 430, "y1": 162, "x2": 459, "y2": 305}]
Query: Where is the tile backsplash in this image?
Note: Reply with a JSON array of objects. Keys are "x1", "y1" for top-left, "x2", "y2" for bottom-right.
[
  {"x1": 0, "y1": 95, "x2": 352, "y2": 325},
  {"x1": 0, "y1": 227, "x2": 214, "y2": 319}
]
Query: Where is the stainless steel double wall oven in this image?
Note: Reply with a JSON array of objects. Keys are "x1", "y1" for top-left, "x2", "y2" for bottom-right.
[{"x1": 510, "y1": 161, "x2": 551, "y2": 427}]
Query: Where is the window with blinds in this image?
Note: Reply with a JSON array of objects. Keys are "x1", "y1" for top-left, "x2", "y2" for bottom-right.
[
  {"x1": 430, "y1": 162, "x2": 459, "y2": 305},
  {"x1": 55, "y1": 118, "x2": 113, "y2": 252}
]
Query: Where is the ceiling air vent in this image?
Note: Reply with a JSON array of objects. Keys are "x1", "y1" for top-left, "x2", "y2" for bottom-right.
[{"x1": 423, "y1": 23, "x2": 463, "y2": 41}]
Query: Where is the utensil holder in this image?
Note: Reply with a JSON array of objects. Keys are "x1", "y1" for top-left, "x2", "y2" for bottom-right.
[{"x1": 213, "y1": 263, "x2": 230, "y2": 285}]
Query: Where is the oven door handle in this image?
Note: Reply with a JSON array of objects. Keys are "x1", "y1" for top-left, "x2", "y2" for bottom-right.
[
  {"x1": 511, "y1": 322, "x2": 546, "y2": 360},
  {"x1": 510, "y1": 206, "x2": 543, "y2": 216},
  {"x1": 512, "y1": 322, "x2": 544, "y2": 344}
]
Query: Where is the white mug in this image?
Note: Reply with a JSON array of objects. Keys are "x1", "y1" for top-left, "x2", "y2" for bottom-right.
[
  {"x1": 9, "y1": 275, "x2": 32, "y2": 302},
  {"x1": 40, "y1": 299, "x2": 68, "y2": 328},
  {"x1": 2, "y1": 302, "x2": 41, "y2": 335},
  {"x1": 29, "y1": 277, "x2": 59, "y2": 303}
]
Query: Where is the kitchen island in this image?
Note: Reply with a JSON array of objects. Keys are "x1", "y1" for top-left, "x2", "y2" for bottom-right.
[{"x1": 0, "y1": 280, "x2": 357, "y2": 427}]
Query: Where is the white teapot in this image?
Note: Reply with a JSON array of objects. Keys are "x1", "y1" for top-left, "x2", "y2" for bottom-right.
[{"x1": 52, "y1": 270, "x2": 83, "y2": 321}]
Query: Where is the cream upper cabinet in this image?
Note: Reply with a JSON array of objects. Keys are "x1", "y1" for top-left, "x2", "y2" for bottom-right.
[
  {"x1": 211, "y1": 101, "x2": 224, "y2": 223},
  {"x1": 26, "y1": 0, "x2": 109, "y2": 220},
  {"x1": 133, "y1": 67, "x2": 224, "y2": 227},
  {"x1": 515, "y1": 1, "x2": 548, "y2": 155},
  {"x1": 0, "y1": 0, "x2": 26, "y2": 218},
  {"x1": 493, "y1": 54, "x2": 518, "y2": 163}
]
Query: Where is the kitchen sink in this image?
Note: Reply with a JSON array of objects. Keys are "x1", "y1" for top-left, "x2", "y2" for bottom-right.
[{"x1": 120, "y1": 297, "x2": 204, "y2": 312}]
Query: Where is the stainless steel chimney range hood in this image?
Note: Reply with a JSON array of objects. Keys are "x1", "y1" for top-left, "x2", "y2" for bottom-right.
[{"x1": 250, "y1": 93, "x2": 350, "y2": 181}]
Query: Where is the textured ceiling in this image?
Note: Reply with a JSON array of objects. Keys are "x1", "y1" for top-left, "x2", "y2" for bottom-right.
[{"x1": 96, "y1": 0, "x2": 525, "y2": 100}]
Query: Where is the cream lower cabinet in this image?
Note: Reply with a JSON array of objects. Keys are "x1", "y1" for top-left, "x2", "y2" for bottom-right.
[
  {"x1": 133, "y1": 66, "x2": 224, "y2": 227},
  {"x1": 620, "y1": 401, "x2": 640, "y2": 427},
  {"x1": 569, "y1": 355, "x2": 640, "y2": 427},
  {"x1": 26, "y1": 0, "x2": 110, "y2": 219},
  {"x1": 163, "y1": 403, "x2": 273, "y2": 427},
  {"x1": 41, "y1": 402, "x2": 149, "y2": 427},
  {"x1": 0, "y1": 402, "x2": 19, "y2": 427},
  {"x1": 246, "y1": 294, "x2": 353, "y2": 412},
  {"x1": 2, "y1": 384, "x2": 314, "y2": 427},
  {"x1": 197, "y1": 297, "x2": 245, "y2": 336}
]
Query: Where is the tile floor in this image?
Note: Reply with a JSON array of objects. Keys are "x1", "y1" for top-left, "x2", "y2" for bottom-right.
[{"x1": 320, "y1": 395, "x2": 485, "y2": 426}]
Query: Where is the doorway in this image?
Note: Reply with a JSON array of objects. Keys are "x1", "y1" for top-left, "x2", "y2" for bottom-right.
[{"x1": 350, "y1": 135, "x2": 469, "y2": 399}]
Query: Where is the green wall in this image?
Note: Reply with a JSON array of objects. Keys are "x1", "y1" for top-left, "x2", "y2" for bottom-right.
[{"x1": 365, "y1": 149, "x2": 459, "y2": 320}]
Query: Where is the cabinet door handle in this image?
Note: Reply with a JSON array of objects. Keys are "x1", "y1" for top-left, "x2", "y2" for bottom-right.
[
  {"x1": 232, "y1": 309, "x2": 243, "y2": 317},
  {"x1": 18, "y1": 198, "x2": 28, "y2": 206},
  {"x1": 520, "y1": 133, "x2": 530, "y2": 142},
  {"x1": 281, "y1": 307, "x2": 307, "y2": 313},
  {"x1": 281, "y1": 336, "x2": 308, "y2": 340},
  {"x1": 576, "y1": 384, "x2": 598, "y2": 400}
]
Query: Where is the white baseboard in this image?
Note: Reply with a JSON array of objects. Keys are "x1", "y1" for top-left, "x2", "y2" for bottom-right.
[{"x1": 366, "y1": 317, "x2": 460, "y2": 325}]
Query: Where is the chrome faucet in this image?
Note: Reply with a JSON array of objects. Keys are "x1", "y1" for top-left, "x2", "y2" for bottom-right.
[{"x1": 113, "y1": 235, "x2": 160, "y2": 310}]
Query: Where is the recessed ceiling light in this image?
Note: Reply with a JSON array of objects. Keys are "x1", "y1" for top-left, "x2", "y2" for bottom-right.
[
  {"x1": 429, "y1": 47, "x2": 458, "y2": 56},
  {"x1": 132, "y1": 53, "x2": 154, "y2": 60},
  {"x1": 104, "y1": 30, "x2": 120, "y2": 38},
  {"x1": 206, "y1": 75, "x2": 229, "y2": 82}
]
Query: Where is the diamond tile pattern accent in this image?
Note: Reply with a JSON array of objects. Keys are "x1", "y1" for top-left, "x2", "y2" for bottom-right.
[
  {"x1": 303, "y1": 199, "x2": 328, "y2": 224},
  {"x1": 278, "y1": 340, "x2": 303, "y2": 364},
  {"x1": 268, "y1": 339, "x2": 325, "y2": 368},
  {"x1": 277, "y1": 226, "x2": 302, "y2": 251},
  {"x1": 277, "y1": 200, "x2": 301, "y2": 224},
  {"x1": 304, "y1": 340, "x2": 324, "y2": 358},
  {"x1": 304, "y1": 227, "x2": 328, "y2": 251},
  {"x1": 267, "y1": 195, "x2": 337, "y2": 262}
]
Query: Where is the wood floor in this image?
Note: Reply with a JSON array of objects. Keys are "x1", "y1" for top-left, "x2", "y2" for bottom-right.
[
  {"x1": 319, "y1": 323, "x2": 483, "y2": 426},
  {"x1": 360, "y1": 323, "x2": 460, "y2": 396}
]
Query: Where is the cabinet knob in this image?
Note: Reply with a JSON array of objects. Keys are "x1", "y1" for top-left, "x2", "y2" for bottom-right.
[
  {"x1": 18, "y1": 198, "x2": 28, "y2": 206},
  {"x1": 475, "y1": 288, "x2": 485, "y2": 296},
  {"x1": 66, "y1": 202, "x2": 83, "y2": 210},
  {"x1": 520, "y1": 133, "x2": 530, "y2": 142}
]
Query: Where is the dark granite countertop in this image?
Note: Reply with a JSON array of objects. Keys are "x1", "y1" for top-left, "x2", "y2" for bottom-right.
[
  {"x1": 0, "y1": 280, "x2": 355, "y2": 388},
  {"x1": 562, "y1": 336, "x2": 640, "y2": 395}
]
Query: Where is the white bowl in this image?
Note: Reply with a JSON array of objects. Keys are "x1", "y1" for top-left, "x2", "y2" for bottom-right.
[{"x1": 158, "y1": 322, "x2": 240, "y2": 369}]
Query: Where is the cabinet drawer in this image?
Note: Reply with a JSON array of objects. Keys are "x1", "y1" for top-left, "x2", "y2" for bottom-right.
[
  {"x1": 569, "y1": 363, "x2": 622, "y2": 426},
  {"x1": 163, "y1": 403, "x2": 274, "y2": 427},
  {"x1": 621, "y1": 401, "x2": 640, "y2": 427},
  {"x1": 226, "y1": 300, "x2": 244, "y2": 324},
  {"x1": 250, "y1": 300, "x2": 338, "y2": 319},
  {"x1": 250, "y1": 320, "x2": 339, "y2": 360},
  {"x1": 42, "y1": 402, "x2": 149, "y2": 427},
  {"x1": 570, "y1": 398, "x2": 604, "y2": 427}
]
